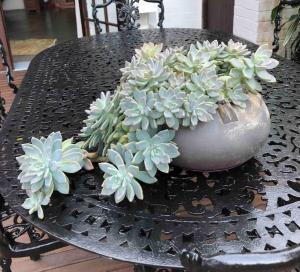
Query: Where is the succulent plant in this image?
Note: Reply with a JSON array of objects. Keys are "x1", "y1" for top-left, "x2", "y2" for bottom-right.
[
  {"x1": 18, "y1": 40, "x2": 280, "y2": 212},
  {"x1": 135, "y1": 42, "x2": 163, "y2": 61},
  {"x1": 155, "y1": 87, "x2": 185, "y2": 129},
  {"x1": 22, "y1": 191, "x2": 49, "y2": 220},
  {"x1": 80, "y1": 92, "x2": 122, "y2": 155},
  {"x1": 128, "y1": 59, "x2": 170, "y2": 91},
  {"x1": 183, "y1": 93, "x2": 218, "y2": 127},
  {"x1": 99, "y1": 144, "x2": 157, "y2": 203},
  {"x1": 130, "y1": 130, "x2": 179, "y2": 177},
  {"x1": 196, "y1": 40, "x2": 224, "y2": 59},
  {"x1": 186, "y1": 68, "x2": 224, "y2": 101},
  {"x1": 252, "y1": 44, "x2": 279, "y2": 82},
  {"x1": 174, "y1": 44, "x2": 212, "y2": 74},
  {"x1": 221, "y1": 39, "x2": 251, "y2": 58},
  {"x1": 120, "y1": 56, "x2": 140, "y2": 82},
  {"x1": 166, "y1": 72, "x2": 186, "y2": 90},
  {"x1": 220, "y1": 76, "x2": 249, "y2": 108},
  {"x1": 228, "y1": 44, "x2": 279, "y2": 93},
  {"x1": 120, "y1": 90, "x2": 162, "y2": 130},
  {"x1": 17, "y1": 132, "x2": 93, "y2": 219},
  {"x1": 160, "y1": 47, "x2": 186, "y2": 68},
  {"x1": 81, "y1": 92, "x2": 112, "y2": 149}
]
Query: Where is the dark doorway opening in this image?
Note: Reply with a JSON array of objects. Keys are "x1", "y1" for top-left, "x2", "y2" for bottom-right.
[{"x1": 202, "y1": 0, "x2": 235, "y2": 34}]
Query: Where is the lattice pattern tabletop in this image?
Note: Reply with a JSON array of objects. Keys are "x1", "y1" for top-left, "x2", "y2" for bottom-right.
[{"x1": 0, "y1": 29, "x2": 299, "y2": 270}]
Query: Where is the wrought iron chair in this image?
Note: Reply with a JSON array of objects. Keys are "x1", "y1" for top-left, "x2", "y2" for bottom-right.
[
  {"x1": 0, "y1": 40, "x2": 17, "y2": 129},
  {"x1": 90, "y1": 0, "x2": 165, "y2": 34},
  {"x1": 272, "y1": 0, "x2": 300, "y2": 63},
  {"x1": 0, "y1": 40, "x2": 64, "y2": 272}
]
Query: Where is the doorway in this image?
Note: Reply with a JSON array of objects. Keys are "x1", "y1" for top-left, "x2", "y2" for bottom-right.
[
  {"x1": 202, "y1": 0, "x2": 235, "y2": 34},
  {"x1": 1, "y1": 0, "x2": 77, "y2": 70}
]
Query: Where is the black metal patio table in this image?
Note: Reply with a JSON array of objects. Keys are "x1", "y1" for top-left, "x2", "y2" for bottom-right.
[{"x1": 0, "y1": 28, "x2": 300, "y2": 272}]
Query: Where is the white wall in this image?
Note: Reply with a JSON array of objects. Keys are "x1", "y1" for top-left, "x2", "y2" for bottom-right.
[
  {"x1": 163, "y1": 0, "x2": 203, "y2": 29},
  {"x1": 233, "y1": 0, "x2": 298, "y2": 56},
  {"x1": 3, "y1": 0, "x2": 25, "y2": 10}
]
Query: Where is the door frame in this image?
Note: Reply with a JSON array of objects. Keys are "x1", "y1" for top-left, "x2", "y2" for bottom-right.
[
  {"x1": 0, "y1": 2, "x2": 13, "y2": 70},
  {"x1": 202, "y1": 0, "x2": 235, "y2": 34}
]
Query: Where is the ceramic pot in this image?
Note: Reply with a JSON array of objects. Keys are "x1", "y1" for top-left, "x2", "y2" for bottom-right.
[{"x1": 173, "y1": 94, "x2": 270, "y2": 172}]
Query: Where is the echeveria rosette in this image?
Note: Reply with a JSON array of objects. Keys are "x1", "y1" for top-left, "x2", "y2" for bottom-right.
[
  {"x1": 186, "y1": 68, "x2": 224, "y2": 101},
  {"x1": 17, "y1": 132, "x2": 93, "y2": 219},
  {"x1": 183, "y1": 93, "x2": 218, "y2": 128},
  {"x1": 120, "y1": 56, "x2": 139, "y2": 82},
  {"x1": 174, "y1": 44, "x2": 212, "y2": 74},
  {"x1": 252, "y1": 44, "x2": 279, "y2": 83},
  {"x1": 135, "y1": 42, "x2": 163, "y2": 62},
  {"x1": 160, "y1": 46, "x2": 186, "y2": 68},
  {"x1": 22, "y1": 192, "x2": 49, "y2": 220},
  {"x1": 99, "y1": 144, "x2": 157, "y2": 203},
  {"x1": 221, "y1": 39, "x2": 251, "y2": 58},
  {"x1": 120, "y1": 90, "x2": 162, "y2": 130},
  {"x1": 220, "y1": 76, "x2": 249, "y2": 108},
  {"x1": 166, "y1": 72, "x2": 186, "y2": 90},
  {"x1": 131, "y1": 130, "x2": 179, "y2": 177},
  {"x1": 80, "y1": 92, "x2": 112, "y2": 149},
  {"x1": 196, "y1": 40, "x2": 224, "y2": 60},
  {"x1": 154, "y1": 87, "x2": 185, "y2": 130},
  {"x1": 128, "y1": 59, "x2": 170, "y2": 91},
  {"x1": 80, "y1": 92, "x2": 123, "y2": 155},
  {"x1": 228, "y1": 44, "x2": 279, "y2": 94}
]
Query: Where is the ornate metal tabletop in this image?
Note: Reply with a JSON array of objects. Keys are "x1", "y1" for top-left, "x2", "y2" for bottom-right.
[{"x1": 0, "y1": 29, "x2": 299, "y2": 271}]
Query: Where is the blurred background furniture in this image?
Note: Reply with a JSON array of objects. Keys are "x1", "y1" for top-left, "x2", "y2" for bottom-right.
[
  {"x1": 77, "y1": 0, "x2": 164, "y2": 35},
  {"x1": 54, "y1": 0, "x2": 75, "y2": 9}
]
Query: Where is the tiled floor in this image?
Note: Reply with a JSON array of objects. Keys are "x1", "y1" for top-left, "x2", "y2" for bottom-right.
[
  {"x1": 4, "y1": 9, "x2": 77, "y2": 44},
  {"x1": 1, "y1": 71, "x2": 134, "y2": 271}
]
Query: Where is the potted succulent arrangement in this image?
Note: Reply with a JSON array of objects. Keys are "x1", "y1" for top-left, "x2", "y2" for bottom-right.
[{"x1": 16, "y1": 40, "x2": 279, "y2": 219}]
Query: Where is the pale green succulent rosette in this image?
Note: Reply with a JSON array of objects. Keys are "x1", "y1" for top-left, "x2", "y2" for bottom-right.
[
  {"x1": 130, "y1": 129, "x2": 179, "y2": 177},
  {"x1": 174, "y1": 44, "x2": 212, "y2": 74},
  {"x1": 183, "y1": 93, "x2": 218, "y2": 127},
  {"x1": 17, "y1": 132, "x2": 93, "y2": 219},
  {"x1": 120, "y1": 90, "x2": 162, "y2": 130},
  {"x1": 99, "y1": 144, "x2": 157, "y2": 203},
  {"x1": 154, "y1": 88, "x2": 186, "y2": 130},
  {"x1": 134, "y1": 42, "x2": 163, "y2": 61}
]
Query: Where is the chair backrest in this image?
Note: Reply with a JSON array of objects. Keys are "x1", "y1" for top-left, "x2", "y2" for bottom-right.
[
  {"x1": 0, "y1": 94, "x2": 5, "y2": 129},
  {"x1": 91, "y1": 0, "x2": 164, "y2": 34},
  {"x1": 0, "y1": 39, "x2": 18, "y2": 129}
]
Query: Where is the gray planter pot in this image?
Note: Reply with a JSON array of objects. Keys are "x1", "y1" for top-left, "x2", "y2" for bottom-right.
[{"x1": 173, "y1": 94, "x2": 270, "y2": 172}]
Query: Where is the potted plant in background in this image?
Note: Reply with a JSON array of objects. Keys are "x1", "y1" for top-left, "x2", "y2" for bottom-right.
[{"x1": 272, "y1": 0, "x2": 300, "y2": 63}]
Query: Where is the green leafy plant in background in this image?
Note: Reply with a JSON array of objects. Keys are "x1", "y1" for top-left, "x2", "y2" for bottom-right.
[
  {"x1": 17, "y1": 40, "x2": 279, "y2": 219},
  {"x1": 272, "y1": 2, "x2": 300, "y2": 61}
]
